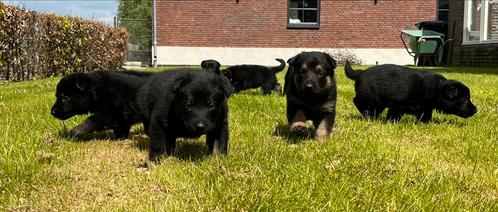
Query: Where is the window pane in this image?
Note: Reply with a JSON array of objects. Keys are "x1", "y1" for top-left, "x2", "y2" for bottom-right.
[
  {"x1": 438, "y1": 11, "x2": 448, "y2": 22},
  {"x1": 289, "y1": 10, "x2": 301, "y2": 23},
  {"x1": 486, "y1": 0, "x2": 498, "y2": 41},
  {"x1": 289, "y1": 0, "x2": 318, "y2": 9},
  {"x1": 289, "y1": 0, "x2": 299, "y2": 8},
  {"x1": 466, "y1": 0, "x2": 481, "y2": 41},
  {"x1": 289, "y1": 9, "x2": 318, "y2": 24},
  {"x1": 302, "y1": 10, "x2": 318, "y2": 23},
  {"x1": 305, "y1": 0, "x2": 318, "y2": 8},
  {"x1": 438, "y1": 0, "x2": 449, "y2": 10}
]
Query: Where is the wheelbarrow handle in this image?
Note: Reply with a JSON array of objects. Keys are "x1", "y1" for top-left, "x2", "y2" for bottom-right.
[
  {"x1": 418, "y1": 36, "x2": 444, "y2": 43},
  {"x1": 400, "y1": 32, "x2": 416, "y2": 57}
]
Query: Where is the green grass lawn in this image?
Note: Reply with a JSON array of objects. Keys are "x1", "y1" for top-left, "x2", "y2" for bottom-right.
[{"x1": 1, "y1": 65, "x2": 497, "y2": 210}]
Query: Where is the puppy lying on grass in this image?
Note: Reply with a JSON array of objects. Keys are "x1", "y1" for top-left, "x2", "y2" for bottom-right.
[
  {"x1": 345, "y1": 61, "x2": 477, "y2": 122},
  {"x1": 137, "y1": 68, "x2": 231, "y2": 161},
  {"x1": 223, "y1": 58, "x2": 286, "y2": 94},
  {"x1": 285, "y1": 52, "x2": 338, "y2": 141},
  {"x1": 51, "y1": 70, "x2": 152, "y2": 138}
]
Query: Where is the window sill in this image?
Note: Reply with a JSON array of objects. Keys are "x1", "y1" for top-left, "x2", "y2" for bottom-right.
[
  {"x1": 462, "y1": 40, "x2": 498, "y2": 45},
  {"x1": 287, "y1": 23, "x2": 320, "y2": 29}
]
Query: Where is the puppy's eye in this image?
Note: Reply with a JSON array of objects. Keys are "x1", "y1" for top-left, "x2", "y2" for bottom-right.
[
  {"x1": 207, "y1": 100, "x2": 215, "y2": 109},
  {"x1": 184, "y1": 103, "x2": 192, "y2": 111},
  {"x1": 61, "y1": 95, "x2": 70, "y2": 102}
]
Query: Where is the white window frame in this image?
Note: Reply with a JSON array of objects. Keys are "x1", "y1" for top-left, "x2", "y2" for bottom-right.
[{"x1": 463, "y1": 0, "x2": 498, "y2": 45}]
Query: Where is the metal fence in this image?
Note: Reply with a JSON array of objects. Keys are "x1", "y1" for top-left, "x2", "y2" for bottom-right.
[{"x1": 115, "y1": 17, "x2": 151, "y2": 66}]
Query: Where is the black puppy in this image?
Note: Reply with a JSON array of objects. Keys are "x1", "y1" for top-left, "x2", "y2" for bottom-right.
[
  {"x1": 201, "y1": 59, "x2": 235, "y2": 96},
  {"x1": 201, "y1": 59, "x2": 221, "y2": 73},
  {"x1": 51, "y1": 70, "x2": 152, "y2": 138},
  {"x1": 284, "y1": 52, "x2": 337, "y2": 141},
  {"x1": 137, "y1": 69, "x2": 230, "y2": 161},
  {"x1": 223, "y1": 58, "x2": 286, "y2": 94},
  {"x1": 344, "y1": 61, "x2": 477, "y2": 122}
]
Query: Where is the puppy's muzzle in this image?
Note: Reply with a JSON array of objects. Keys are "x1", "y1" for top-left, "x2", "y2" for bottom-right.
[
  {"x1": 51, "y1": 107, "x2": 72, "y2": 120},
  {"x1": 195, "y1": 121, "x2": 206, "y2": 132},
  {"x1": 462, "y1": 104, "x2": 477, "y2": 118},
  {"x1": 304, "y1": 83, "x2": 314, "y2": 92}
]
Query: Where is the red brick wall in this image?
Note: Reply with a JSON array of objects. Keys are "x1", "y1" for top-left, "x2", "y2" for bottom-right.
[{"x1": 156, "y1": 0, "x2": 436, "y2": 48}]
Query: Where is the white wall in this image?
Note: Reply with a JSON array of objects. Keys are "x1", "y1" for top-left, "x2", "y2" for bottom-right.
[{"x1": 156, "y1": 46, "x2": 415, "y2": 66}]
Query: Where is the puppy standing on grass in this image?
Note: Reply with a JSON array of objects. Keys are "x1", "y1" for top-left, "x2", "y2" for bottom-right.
[
  {"x1": 284, "y1": 52, "x2": 338, "y2": 141},
  {"x1": 201, "y1": 59, "x2": 235, "y2": 95},
  {"x1": 137, "y1": 69, "x2": 231, "y2": 161},
  {"x1": 51, "y1": 70, "x2": 153, "y2": 138},
  {"x1": 344, "y1": 61, "x2": 477, "y2": 122},
  {"x1": 223, "y1": 58, "x2": 286, "y2": 94}
]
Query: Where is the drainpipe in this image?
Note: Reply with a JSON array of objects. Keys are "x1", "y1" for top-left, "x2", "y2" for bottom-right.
[{"x1": 152, "y1": 0, "x2": 158, "y2": 67}]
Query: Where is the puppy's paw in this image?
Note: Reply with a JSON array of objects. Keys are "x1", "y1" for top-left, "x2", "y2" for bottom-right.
[
  {"x1": 290, "y1": 122, "x2": 307, "y2": 135},
  {"x1": 70, "y1": 124, "x2": 91, "y2": 136},
  {"x1": 149, "y1": 151, "x2": 165, "y2": 164},
  {"x1": 315, "y1": 131, "x2": 330, "y2": 142}
]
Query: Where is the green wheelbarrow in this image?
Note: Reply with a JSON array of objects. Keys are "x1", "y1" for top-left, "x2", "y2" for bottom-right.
[{"x1": 401, "y1": 30, "x2": 450, "y2": 66}]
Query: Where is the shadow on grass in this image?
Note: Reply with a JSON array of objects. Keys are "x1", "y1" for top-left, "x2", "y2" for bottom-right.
[
  {"x1": 56, "y1": 127, "x2": 145, "y2": 142},
  {"x1": 273, "y1": 122, "x2": 314, "y2": 144},
  {"x1": 56, "y1": 129, "x2": 114, "y2": 142},
  {"x1": 132, "y1": 135, "x2": 209, "y2": 162},
  {"x1": 175, "y1": 140, "x2": 209, "y2": 162},
  {"x1": 407, "y1": 65, "x2": 498, "y2": 75},
  {"x1": 345, "y1": 114, "x2": 466, "y2": 126},
  {"x1": 234, "y1": 89, "x2": 284, "y2": 97},
  {"x1": 56, "y1": 124, "x2": 210, "y2": 162}
]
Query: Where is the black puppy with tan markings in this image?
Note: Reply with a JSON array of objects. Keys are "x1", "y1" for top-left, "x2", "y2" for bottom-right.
[
  {"x1": 345, "y1": 61, "x2": 477, "y2": 122},
  {"x1": 284, "y1": 52, "x2": 338, "y2": 141}
]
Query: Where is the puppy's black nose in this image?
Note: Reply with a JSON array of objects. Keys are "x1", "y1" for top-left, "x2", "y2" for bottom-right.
[
  {"x1": 50, "y1": 108, "x2": 58, "y2": 116},
  {"x1": 470, "y1": 105, "x2": 478, "y2": 114},
  {"x1": 305, "y1": 83, "x2": 313, "y2": 89},
  {"x1": 195, "y1": 122, "x2": 206, "y2": 131}
]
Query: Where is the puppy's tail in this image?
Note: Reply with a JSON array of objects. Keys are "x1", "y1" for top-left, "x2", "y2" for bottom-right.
[
  {"x1": 344, "y1": 60, "x2": 362, "y2": 80},
  {"x1": 271, "y1": 58, "x2": 286, "y2": 74}
]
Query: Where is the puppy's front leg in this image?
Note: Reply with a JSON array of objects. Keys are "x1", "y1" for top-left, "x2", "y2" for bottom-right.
[
  {"x1": 289, "y1": 109, "x2": 307, "y2": 135},
  {"x1": 148, "y1": 118, "x2": 170, "y2": 162},
  {"x1": 206, "y1": 106, "x2": 229, "y2": 155},
  {"x1": 417, "y1": 109, "x2": 433, "y2": 123},
  {"x1": 70, "y1": 113, "x2": 106, "y2": 135},
  {"x1": 313, "y1": 112, "x2": 335, "y2": 141}
]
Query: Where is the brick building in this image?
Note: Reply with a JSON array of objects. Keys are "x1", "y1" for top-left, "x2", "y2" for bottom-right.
[
  {"x1": 448, "y1": 0, "x2": 498, "y2": 66},
  {"x1": 154, "y1": 0, "x2": 442, "y2": 65}
]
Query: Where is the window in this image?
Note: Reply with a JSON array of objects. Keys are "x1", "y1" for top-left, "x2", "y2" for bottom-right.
[
  {"x1": 437, "y1": 0, "x2": 449, "y2": 22},
  {"x1": 288, "y1": 0, "x2": 320, "y2": 29},
  {"x1": 464, "y1": 0, "x2": 498, "y2": 44}
]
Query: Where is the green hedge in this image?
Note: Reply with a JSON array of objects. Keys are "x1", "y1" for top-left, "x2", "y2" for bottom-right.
[{"x1": 0, "y1": 3, "x2": 128, "y2": 81}]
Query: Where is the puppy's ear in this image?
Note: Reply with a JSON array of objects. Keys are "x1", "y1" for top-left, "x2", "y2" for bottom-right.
[
  {"x1": 75, "y1": 78, "x2": 93, "y2": 92},
  {"x1": 222, "y1": 69, "x2": 232, "y2": 80},
  {"x1": 443, "y1": 84, "x2": 459, "y2": 100},
  {"x1": 201, "y1": 60, "x2": 207, "y2": 69},
  {"x1": 217, "y1": 79, "x2": 233, "y2": 98},
  {"x1": 287, "y1": 53, "x2": 301, "y2": 67},
  {"x1": 215, "y1": 61, "x2": 221, "y2": 72},
  {"x1": 172, "y1": 75, "x2": 191, "y2": 92},
  {"x1": 324, "y1": 53, "x2": 337, "y2": 69}
]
